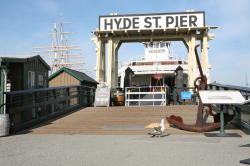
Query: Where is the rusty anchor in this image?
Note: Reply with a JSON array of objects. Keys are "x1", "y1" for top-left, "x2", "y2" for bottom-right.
[{"x1": 166, "y1": 45, "x2": 234, "y2": 132}]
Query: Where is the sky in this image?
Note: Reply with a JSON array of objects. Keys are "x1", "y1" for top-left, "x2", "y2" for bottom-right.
[{"x1": 0, "y1": 0, "x2": 250, "y2": 86}]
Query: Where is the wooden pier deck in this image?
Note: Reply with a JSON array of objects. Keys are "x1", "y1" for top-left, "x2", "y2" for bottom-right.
[{"x1": 24, "y1": 105, "x2": 244, "y2": 135}]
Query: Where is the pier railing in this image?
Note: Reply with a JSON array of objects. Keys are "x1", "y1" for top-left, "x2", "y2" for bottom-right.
[
  {"x1": 208, "y1": 83, "x2": 250, "y2": 130},
  {"x1": 5, "y1": 85, "x2": 95, "y2": 133},
  {"x1": 208, "y1": 83, "x2": 250, "y2": 99}
]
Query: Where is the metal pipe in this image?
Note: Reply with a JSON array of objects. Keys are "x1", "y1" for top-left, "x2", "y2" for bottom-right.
[
  {"x1": 219, "y1": 105, "x2": 225, "y2": 136},
  {"x1": 194, "y1": 44, "x2": 205, "y2": 81}
]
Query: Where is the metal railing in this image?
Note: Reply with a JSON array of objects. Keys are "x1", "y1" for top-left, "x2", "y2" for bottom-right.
[
  {"x1": 208, "y1": 83, "x2": 250, "y2": 131},
  {"x1": 125, "y1": 86, "x2": 169, "y2": 106},
  {"x1": 5, "y1": 85, "x2": 95, "y2": 133},
  {"x1": 208, "y1": 83, "x2": 250, "y2": 99}
]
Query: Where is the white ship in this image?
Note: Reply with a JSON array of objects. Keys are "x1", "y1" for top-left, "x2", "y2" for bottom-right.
[{"x1": 118, "y1": 41, "x2": 188, "y2": 89}]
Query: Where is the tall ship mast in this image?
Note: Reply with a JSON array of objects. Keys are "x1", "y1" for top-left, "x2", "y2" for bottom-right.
[{"x1": 32, "y1": 22, "x2": 85, "y2": 74}]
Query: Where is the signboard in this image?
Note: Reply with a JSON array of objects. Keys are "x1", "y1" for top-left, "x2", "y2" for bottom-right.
[
  {"x1": 199, "y1": 90, "x2": 245, "y2": 105},
  {"x1": 99, "y1": 12, "x2": 205, "y2": 31},
  {"x1": 94, "y1": 83, "x2": 110, "y2": 107},
  {"x1": 181, "y1": 92, "x2": 192, "y2": 100}
]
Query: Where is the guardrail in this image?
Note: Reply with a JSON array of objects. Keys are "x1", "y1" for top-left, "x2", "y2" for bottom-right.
[
  {"x1": 125, "y1": 86, "x2": 169, "y2": 106},
  {"x1": 5, "y1": 85, "x2": 95, "y2": 133},
  {"x1": 208, "y1": 83, "x2": 250, "y2": 99},
  {"x1": 208, "y1": 83, "x2": 250, "y2": 131}
]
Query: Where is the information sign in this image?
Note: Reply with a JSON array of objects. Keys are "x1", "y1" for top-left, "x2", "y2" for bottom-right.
[{"x1": 199, "y1": 90, "x2": 245, "y2": 104}]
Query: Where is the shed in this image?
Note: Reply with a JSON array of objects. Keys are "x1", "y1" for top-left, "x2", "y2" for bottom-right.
[
  {"x1": 49, "y1": 67, "x2": 98, "y2": 88},
  {"x1": 0, "y1": 55, "x2": 50, "y2": 91}
]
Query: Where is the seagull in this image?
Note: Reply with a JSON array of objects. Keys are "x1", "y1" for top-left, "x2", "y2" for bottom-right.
[{"x1": 148, "y1": 118, "x2": 165, "y2": 137}]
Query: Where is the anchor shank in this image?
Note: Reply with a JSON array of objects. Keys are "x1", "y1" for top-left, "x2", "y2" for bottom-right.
[{"x1": 195, "y1": 99, "x2": 204, "y2": 126}]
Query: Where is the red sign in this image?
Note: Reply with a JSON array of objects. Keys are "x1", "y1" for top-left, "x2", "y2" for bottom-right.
[{"x1": 152, "y1": 74, "x2": 163, "y2": 80}]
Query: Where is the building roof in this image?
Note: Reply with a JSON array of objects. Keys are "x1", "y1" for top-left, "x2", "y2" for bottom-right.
[
  {"x1": 49, "y1": 67, "x2": 98, "y2": 84},
  {"x1": 0, "y1": 55, "x2": 51, "y2": 70}
]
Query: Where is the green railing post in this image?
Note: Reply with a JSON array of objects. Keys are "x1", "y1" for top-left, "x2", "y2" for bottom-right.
[
  {"x1": 52, "y1": 89, "x2": 56, "y2": 112},
  {"x1": 50, "y1": 90, "x2": 55, "y2": 113},
  {"x1": 0, "y1": 67, "x2": 6, "y2": 114},
  {"x1": 32, "y1": 92, "x2": 36, "y2": 119},
  {"x1": 0, "y1": 67, "x2": 4, "y2": 114},
  {"x1": 77, "y1": 86, "x2": 81, "y2": 105},
  {"x1": 234, "y1": 107, "x2": 241, "y2": 124},
  {"x1": 66, "y1": 88, "x2": 70, "y2": 108}
]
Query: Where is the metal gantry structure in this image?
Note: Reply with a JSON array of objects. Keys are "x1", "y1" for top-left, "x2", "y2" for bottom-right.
[{"x1": 32, "y1": 22, "x2": 85, "y2": 74}]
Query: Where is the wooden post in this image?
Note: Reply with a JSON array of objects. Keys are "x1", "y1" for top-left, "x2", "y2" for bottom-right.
[
  {"x1": 93, "y1": 37, "x2": 106, "y2": 82},
  {"x1": 107, "y1": 39, "x2": 121, "y2": 89}
]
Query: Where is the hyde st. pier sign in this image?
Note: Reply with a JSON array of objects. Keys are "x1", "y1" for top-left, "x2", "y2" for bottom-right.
[{"x1": 99, "y1": 11, "x2": 205, "y2": 31}]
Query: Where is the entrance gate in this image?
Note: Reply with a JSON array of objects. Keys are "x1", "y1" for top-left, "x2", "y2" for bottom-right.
[
  {"x1": 125, "y1": 86, "x2": 168, "y2": 107},
  {"x1": 92, "y1": 11, "x2": 217, "y2": 89}
]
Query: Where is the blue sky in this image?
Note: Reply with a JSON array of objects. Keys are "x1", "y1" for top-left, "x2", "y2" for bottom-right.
[{"x1": 0, "y1": 0, "x2": 250, "y2": 86}]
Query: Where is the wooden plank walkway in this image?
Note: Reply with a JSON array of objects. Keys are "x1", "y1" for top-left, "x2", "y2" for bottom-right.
[{"x1": 25, "y1": 105, "x2": 244, "y2": 135}]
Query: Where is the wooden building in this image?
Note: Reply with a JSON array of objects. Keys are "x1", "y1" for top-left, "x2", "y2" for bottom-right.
[
  {"x1": 49, "y1": 67, "x2": 98, "y2": 88},
  {"x1": 0, "y1": 55, "x2": 50, "y2": 91}
]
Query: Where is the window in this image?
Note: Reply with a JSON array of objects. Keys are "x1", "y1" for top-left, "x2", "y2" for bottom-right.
[
  {"x1": 38, "y1": 75, "x2": 44, "y2": 87},
  {"x1": 153, "y1": 43, "x2": 159, "y2": 48},
  {"x1": 160, "y1": 42, "x2": 165, "y2": 48},
  {"x1": 149, "y1": 43, "x2": 153, "y2": 48},
  {"x1": 28, "y1": 71, "x2": 35, "y2": 89}
]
